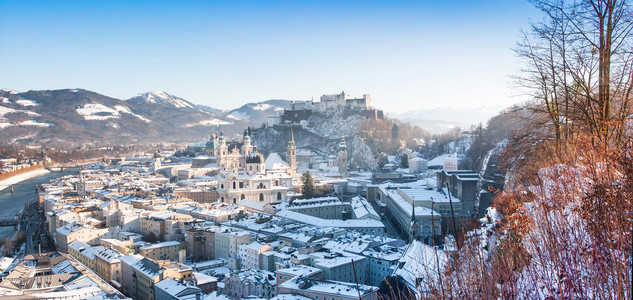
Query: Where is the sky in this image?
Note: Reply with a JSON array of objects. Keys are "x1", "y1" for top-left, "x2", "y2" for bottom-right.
[{"x1": 0, "y1": 0, "x2": 542, "y2": 120}]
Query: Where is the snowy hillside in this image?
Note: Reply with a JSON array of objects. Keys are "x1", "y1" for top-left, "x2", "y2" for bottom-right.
[
  {"x1": 227, "y1": 100, "x2": 292, "y2": 124},
  {"x1": 128, "y1": 91, "x2": 201, "y2": 110},
  {"x1": 0, "y1": 89, "x2": 243, "y2": 145},
  {"x1": 251, "y1": 109, "x2": 379, "y2": 171}
]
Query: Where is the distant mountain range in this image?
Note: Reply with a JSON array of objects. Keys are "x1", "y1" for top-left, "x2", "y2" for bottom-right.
[
  {"x1": 0, "y1": 89, "x2": 293, "y2": 145},
  {"x1": 389, "y1": 105, "x2": 506, "y2": 133},
  {"x1": 0, "y1": 88, "x2": 490, "y2": 145}
]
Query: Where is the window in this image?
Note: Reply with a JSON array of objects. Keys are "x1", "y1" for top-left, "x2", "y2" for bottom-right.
[{"x1": 259, "y1": 193, "x2": 264, "y2": 202}]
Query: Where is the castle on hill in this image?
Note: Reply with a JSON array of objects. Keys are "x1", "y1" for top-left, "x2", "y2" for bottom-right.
[
  {"x1": 290, "y1": 91, "x2": 373, "y2": 112},
  {"x1": 281, "y1": 91, "x2": 383, "y2": 123}
]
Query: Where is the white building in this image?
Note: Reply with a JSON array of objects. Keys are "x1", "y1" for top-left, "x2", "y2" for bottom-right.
[
  {"x1": 215, "y1": 230, "x2": 253, "y2": 260},
  {"x1": 239, "y1": 242, "x2": 273, "y2": 270},
  {"x1": 310, "y1": 251, "x2": 368, "y2": 284}
]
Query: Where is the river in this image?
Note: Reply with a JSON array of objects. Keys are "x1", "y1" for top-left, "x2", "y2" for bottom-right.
[{"x1": 0, "y1": 168, "x2": 78, "y2": 240}]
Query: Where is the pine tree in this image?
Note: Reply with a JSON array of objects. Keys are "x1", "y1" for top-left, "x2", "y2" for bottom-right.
[
  {"x1": 401, "y1": 155, "x2": 409, "y2": 168},
  {"x1": 301, "y1": 171, "x2": 316, "y2": 199}
]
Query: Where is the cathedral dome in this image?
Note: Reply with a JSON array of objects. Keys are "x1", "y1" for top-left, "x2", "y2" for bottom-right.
[
  {"x1": 246, "y1": 151, "x2": 265, "y2": 164},
  {"x1": 205, "y1": 140, "x2": 218, "y2": 149}
]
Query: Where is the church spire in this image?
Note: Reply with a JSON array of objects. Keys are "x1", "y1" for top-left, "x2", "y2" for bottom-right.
[
  {"x1": 291, "y1": 125, "x2": 295, "y2": 143},
  {"x1": 287, "y1": 125, "x2": 297, "y2": 177}
]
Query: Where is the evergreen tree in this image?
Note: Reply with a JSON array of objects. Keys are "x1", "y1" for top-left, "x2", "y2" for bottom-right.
[
  {"x1": 401, "y1": 154, "x2": 409, "y2": 168},
  {"x1": 377, "y1": 153, "x2": 389, "y2": 170},
  {"x1": 301, "y1": 171, "x2": 316, "y2": 199},
  {"x1": 391, "y1": 123, "x2": 400, "y2": 140}
]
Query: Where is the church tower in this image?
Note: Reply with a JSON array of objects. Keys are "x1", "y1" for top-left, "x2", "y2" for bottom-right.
[
  {"x1": 153, "y1": 150, "x2": 162, "y2": 171},
  {"x1": 205, "y1": 132, "x2": 220, "y2": 156},
  {"x1": 218, "y1": 129, "x2": 229, "y2": 170},
  {"x1": 287, "y1": 126, "x2": 297, "y2": 176},
  {"x1": 337, "y1": 137, "x2": 348, "y2": 174},
  {"x1": 409, "y1": 201, "x2": 418, "y2": 243},
  {"x1": 243, "y1": 130, "x2": 253, "y2": 156}
]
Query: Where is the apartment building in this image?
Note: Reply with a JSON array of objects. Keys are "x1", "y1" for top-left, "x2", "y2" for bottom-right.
[{"x1": 139, "y1": 241, "x2": 183, "y2": 262}]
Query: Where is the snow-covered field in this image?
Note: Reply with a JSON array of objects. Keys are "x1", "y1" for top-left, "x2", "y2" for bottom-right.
[
  {"x1": 77, "y1": 103, "x2": 150, "y2": 122},
  {"x1": 0, "y1": 105, "x2": 44, "y2": 129},
  {"x1": 226, "y1": 114, "x2": 243, "y2": 120},
  {"x1": 77, "y1": 103, "x2": 121, "y2": 120},
  {"x1": 15, "y1": 99, "x2": 39, "y2": 107},
  {"x1": 251, "y1": 103, "x2": 272, "y2": 111},
  {"x1": 114, "y1": 105, "x2": 151, "y2": 123},
  {"x1": 0, "y1": 105, "x2": 40, "y2": 117},
  {"x1": 132, "y1": 91, "x2": 197, "y2": 109},
  {"x1": 18, "y1": 120, "x2": 53, "y2": 127}
]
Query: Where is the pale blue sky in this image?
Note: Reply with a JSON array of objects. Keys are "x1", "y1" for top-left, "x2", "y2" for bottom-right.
[{"x1": 0, "y1": 1, "x2": 541, "y2": 114}]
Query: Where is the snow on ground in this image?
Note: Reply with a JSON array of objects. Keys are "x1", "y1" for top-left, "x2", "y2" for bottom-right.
[
  {"x1": 0, "y1": 105, "x2": 42, "y2": 129},
  {"x1": 136, "y1": 91, "x2": 196, "y2": 109},
  {"x1": 0, "y1": 105, "x2": 40, "y2": 117},
  {"x1": 309, "y1": 111, "x2": 365, "y2": 137},
  {"x1": 228, "y1": 111, "x2": 250, "y2": 120},
  {"x1": 77, "y1": 103, "x2": 150, "y2": 122},
  {"x1": 1, "y1": 89, "x2": 18, "y2": 94},
  {"x1": 76, "y1": 103, "x2": 121, "y2": 120},
  {"x1": 15, "y1": 99, "x2": 39, "y2": 106},
  {"x1": 1, "y1": 97, "x2": 9, "y2": 104},
  {"x1": 0, "y1": 105, "x2": 17, "y2": 117},
  {"x1": 226, "y1": 114, "x2": 242, "y2": 120},
  {"x1": 184, "y1": 119, "x2": 233, "y2": 127},
  {"x1": 19, "y1": 120, "x2": 53, "y2": 127},
  {"x1": 114, "y1": 105, "x2": 151, "y2": 123},
  {"x1": 252, "y1": 103, "x2": 272, "y2": 111}
]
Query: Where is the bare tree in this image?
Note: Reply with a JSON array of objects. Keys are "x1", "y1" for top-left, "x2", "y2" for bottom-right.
[{"x1": 516, "y1": 0, "x2": 633, "y2": 149}]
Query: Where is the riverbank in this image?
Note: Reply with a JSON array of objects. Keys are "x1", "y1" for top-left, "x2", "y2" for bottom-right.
[{"x1": 0, "y1": 168, "x2": 51, "y2": 192}]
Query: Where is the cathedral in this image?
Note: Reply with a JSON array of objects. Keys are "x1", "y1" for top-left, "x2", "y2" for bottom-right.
[{"x1": 204, "y1": 130, "x2": 297, "y2": 205}]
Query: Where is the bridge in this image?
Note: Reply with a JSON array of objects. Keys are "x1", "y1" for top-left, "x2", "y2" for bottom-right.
[
  {"x1": 0, "y1": 219, "x2": 18, "y2": 227},
  {"x1": 45, "y1": 165, "x2": 64, "y2": 172}
]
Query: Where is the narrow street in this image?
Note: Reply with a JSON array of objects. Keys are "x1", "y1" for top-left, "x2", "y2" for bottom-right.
[{"x1": 24, "y1": 200, "x2": 46, "y2": 254}]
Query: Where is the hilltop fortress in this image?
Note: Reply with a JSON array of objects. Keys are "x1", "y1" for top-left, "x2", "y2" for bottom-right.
[{"x1": 281, "y1": 91, "x2": 384, "y2": 123}]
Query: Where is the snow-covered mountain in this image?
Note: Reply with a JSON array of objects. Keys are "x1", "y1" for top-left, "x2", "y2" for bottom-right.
[
  {"x1": 128, "y1": 91, "x2": 201, "y2": 110},
  {"x1": 226, "y1": 100, "x2": 292, "y2": 124},
  {"x1": 0, "y1": 89, "x2": 239, "y2": 145}
]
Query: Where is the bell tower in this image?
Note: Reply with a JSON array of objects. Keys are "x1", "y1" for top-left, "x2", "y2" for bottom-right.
[
  {"x1": 287, "y1": 126, "x2": 297, "y2": 176},
  {"x1": 337, "y1": 137, "x2": 348, "y2": 175}
]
